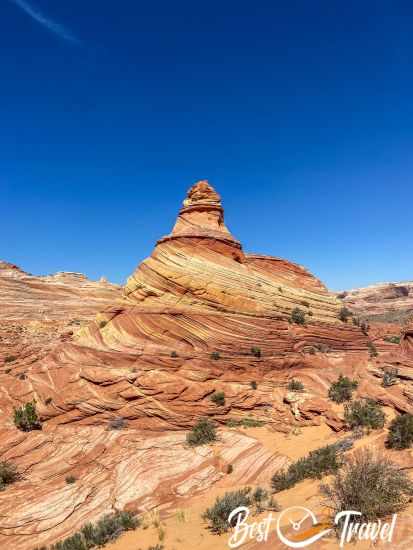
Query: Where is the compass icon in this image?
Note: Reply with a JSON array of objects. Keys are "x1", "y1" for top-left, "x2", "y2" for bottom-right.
[{"x1": 276, "y1": 506, "x2": 332, "y2": 548}]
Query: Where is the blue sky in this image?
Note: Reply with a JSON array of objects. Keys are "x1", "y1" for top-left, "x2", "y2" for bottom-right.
[{"x1": 1, "y1": 1, "x2": 412, "y2": 290}]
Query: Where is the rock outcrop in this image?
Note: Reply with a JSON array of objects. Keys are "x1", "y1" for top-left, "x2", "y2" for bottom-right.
[
  {"x1": 0, "y1": 181, "x2": 406, "y2": 549},
  {"x1": 340, "y1": 281, "x2": 413, "y2": 324}
]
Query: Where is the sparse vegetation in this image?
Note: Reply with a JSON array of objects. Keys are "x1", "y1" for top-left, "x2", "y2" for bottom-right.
[
  {"x1": 250, "y1": 381, "x2": 257, "y2": 390},
  {"x1": 251, "y1": 347, "x2": 262, "y2": 358},
  {"x1": 328, "y1": 374, "x2": 358, "y2": 403},
  {"x1": 186, "y1": 418, "x2": 217, "y2": 447},
  {"x1": 227, "y1": 464, "x2": 233, "y2": 474},
  {"x1": 98, "y1": 320, "x2": 107, "y2": 329},
  {"x1": 272, "y1": 442, "x2": 346, "y2": 493},
  {"x1": 45, "y1": 397, "x2": 53, "y2": 405},
  {"x1": 4, "y1": 355, "x2": 17, "y2": 364},
  {"x1": 338, "y1": 307, "x2": 352, "y2": 322},
  {"x1": 211, "y1": 391, "x2": 225, "y2": 406},
  {"x1": 203, "y1": 488, "x2": 253, "y2": 533},
  {"x1": 19, "y1": 373, "x2": 26, "y2": 380},
  {"x1": 65, "y1": 475, "x2": 77, "y2": 484},
  {"x1": 368, "y1": 341, "x2": 378, "y2": 358},
  {"x1": 0, "y1": 461, "x2": 19, "y2": 490},
  {"x1": 352, "y1": 316, "x2": 361, "y2": 327},
  {"x1": 382, "y1": 367, "x2": 399, "y2": 387},
  {"x1": 360, "y1": 321, "x2": 369, "y2": 334},
  {"x1": 288, "y1": 379, "x2": 304, "y2": 392},
  {"x1": 13, "y1": 401, "x2": 41, "y2": 432},
  {"x1": 34, "y1": 511, "x2": 139, "y2": 550},
  {"x1": 386, "y1": 413, "x2": 413, "y2": 449},
  {"x1": 384, "y1": 335, "x2": 401, "y2": 344},
  {"x1": 290, "y1": 307, "x2": 306, "y2": 325},
  {"x1": 344, "y1": 399, "x2": 385, "y2": 430},
  {"x1": 108, "y1": 417, "x2": 128, "y2": 430},
  {"x1": 210, "y1": 351, "x2": 220, "y2": 360},
  {"x1": 321, "y1": 449, "x2": 413, "y2": 526},
  {"x1": 170, "y1": 351, "x2": 178, "y2": 358},
  {"x1": 226, "y1": 417, "x2": 265, "y2": 428}
]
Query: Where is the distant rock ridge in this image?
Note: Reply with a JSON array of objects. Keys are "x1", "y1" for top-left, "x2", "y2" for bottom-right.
[{"x1": 340, "y1": 280, "x2": 413, "y2": 323}]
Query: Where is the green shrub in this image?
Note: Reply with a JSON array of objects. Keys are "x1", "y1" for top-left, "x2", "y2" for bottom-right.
[
  {"x1": 210, "y1": 352, "x2": 220, "y2": 360},
  {"x1": 36, "y1": 512, "x2": 139, "y2": 550},
  {"x1": 272, "y1": 443, "x2": 343, "y2": 493},
  {"x1": 288, "y1": 379, "x2": 304, "y2": 392},
  {"x1": 211, "y1": 391, "x2": 225, "y2": 406},
  {"x1": 170, "y1": 351, "x2": 178, "y2": 358},
  {"x1": 344, "y1": 399, "x2": 385, "y2": 430},
  {"x1": 186, "y1": 418, "x2": 217, "y2": 447},
  {"x1": 13, "y1": 401, "x2": 41, "y2": 432},
  {"x1": 321, "y1": 449, "x2": 413, "y2": 526},
  {"x1": 384, "y1": 335, "x2": 401, "y2": 344},
  {"x1": 0, "y1": 461, "x2": 19, "y2": 490},
  {"x1": 338, "y1": 307, "x2": 352, "y2": 322},
  {"x1": 250, "y1": 381, "x2": 257, "y2": 390},
  {"x1": 203, "y1": 488, "x2": 252, "y2": 533},
  {"x1": 382, "y1": 367, "x2": 399, "y2": 387},
  {"x1": 328, "y1": 375, "x2": 358, "y2": 403},
  {"x1": 65, "y1": 475, "x2": 77, "y2": 485},
  {"x1": 4, "y1": 355, "x2": 17, "y2": 364},
  {"x1": 251, "y1": 347, "x2": 262, "y2": 358},
  {"x1": 386, "y1": 414, "x2": 413, "y2": 449},
  {"x1": 290, "y1": 308, "x2": 306, "y2": 325},
  {"x1": 368, "y1": 341, "x2": 378, "y2": 358},
  {"x1": 226, "y1": 417, "x2": 265, "y2": 428}
]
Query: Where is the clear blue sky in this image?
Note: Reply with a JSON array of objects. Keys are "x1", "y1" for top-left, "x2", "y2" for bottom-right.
[{"x1": 1, "y1": 1, "x2": 412, "y2": 290}]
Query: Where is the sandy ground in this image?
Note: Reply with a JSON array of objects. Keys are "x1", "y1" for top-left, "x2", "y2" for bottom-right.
[{"x1": 106, "y1": 416, "x2": 413, "y2": 550}]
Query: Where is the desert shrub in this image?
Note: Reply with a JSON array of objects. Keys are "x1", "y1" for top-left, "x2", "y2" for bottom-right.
[
  {"x1": 0, "y1": 461, "x2": 19, "y2": 490},
  {"x1": 226, "y1": 417, "x2": 265, "y2": 428},
  {"x1": 65, "y1": 475, "x2": 77, "y2": 485},
  {"x1": 368, "y1": 341, "x2": 379, "y2": 358},
  {"x1": 278, "y1": 286, "x2": 283, "y2": 293},
  {"x1": 170, "y1": 351, "x2": 178, "y2": 358},
  {"x1": 338, "y1": 307, "x2": 352, "y2": 322},
  {"x1": 250, "y1": 381, "x2": 257, "y2": 390},
  {"x1": 108, "y1": 417, "x2": 128, "y2": 430},
  {"x1": 203, "y1": 488, "x2": 252, "y2": 533},
  {"x1": 45, "y1": 397, "x2": 53, "y2": 405},
  {"x1": 382, "y1": 367, "x2": 399, "y2": 387},
  {"x1": 148, "y1": 546, "x2": 164, "y2": 550},
  {"x1": 384, "y1": 335, "x2": 401, "y2": 344},
  {"x1": 352, "y1": 316, "x2": 361, "y2": 327},
  {"x1": 5, "y1": 368, "x2": 11, "y2": 374},
  {"x1": 272, "y1": 443, "x2": 342, "y2": 493},
  {"x1": 13, "y1": 401, "x2": 41, "y2": 431},
  {"x1": 344, "y1": 399, "x2": 385, "y2": 430},
  {"x1": 186, "y1": 418, "x2": 217, "y2": 447},
  {"x1": 210, "y1": 352, "x2": 220, "y2": 360},
  {"x1": 4, "y1": 355, "x2": 16, "y2": 363},
  {"x1": 321, "y1": 449, "x2": 413, "y2": 526},
  {"x1": 328, "y1": 375, "x2": 358, "y2": 403},
  {"x1": 288, "y1": 379, "x2": 304, "y2": 392},
  {"x1": 253, "y1": 487, "x2": 269, "y2": 512},
  {"x1": 98, "y1": 320, "x2": 107, "y2": 329},
  {"x1": 386, "y1": 414, "x2": 413, "y2": 449},
  {"x1": 290, "y1": 307, "x2": 306, "y2": 325},
  {"x1": 36, "y1": 512, "x2": 139, "y2": 550},
  {"x1": 211, "y1": 391, "x2": 225, "y2": 406},
  {"x1": 314, "y1": 343, "x2": 331, "y2": 353},
  {"x1": 227, "y1": 464, "x2": 233, "y2": 474},
  {"x1": 19, "y1": 373, "x2": 26, "y2": 380},
  {"x1": 251, "y1": 347, "x2": 262, "y2": 358}
]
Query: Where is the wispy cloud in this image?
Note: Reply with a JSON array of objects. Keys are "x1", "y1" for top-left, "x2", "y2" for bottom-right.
[{"x1": 10, "y1": 0, "x2": 80, "y2": 44}]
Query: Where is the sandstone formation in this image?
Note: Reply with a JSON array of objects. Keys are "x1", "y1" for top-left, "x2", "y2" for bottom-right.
[
  {"x1": 340, "y1": 281, "x2": 413, "y2": 324},
  {"x1": 1, "y1": 181, "x2": 413, "y2": 549}
]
